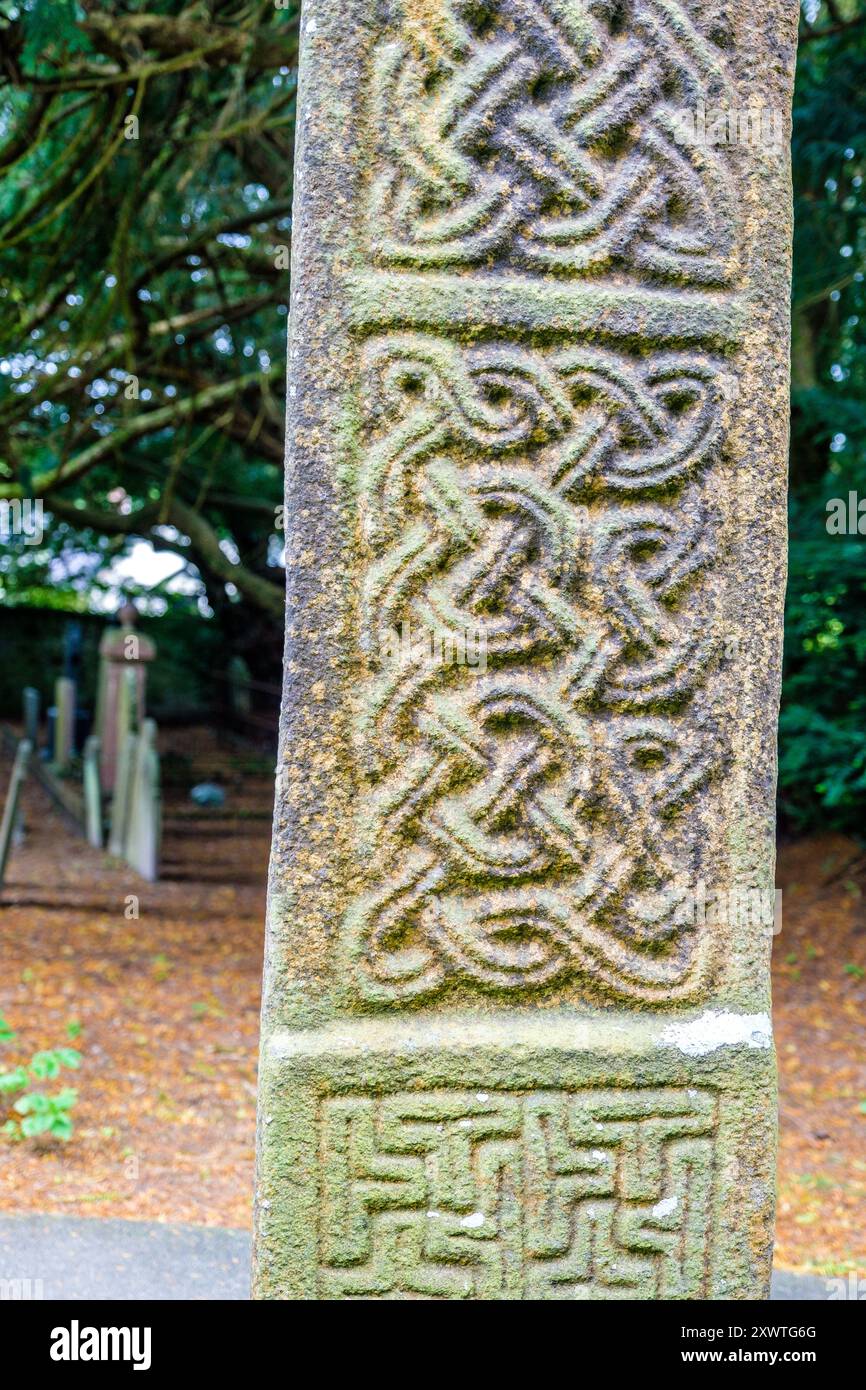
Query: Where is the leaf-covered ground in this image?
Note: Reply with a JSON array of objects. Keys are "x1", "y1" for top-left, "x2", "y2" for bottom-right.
[
  {"x1": 0, "y1": 737, "x2": 863, "y2": 1274},
  {"x1": 773, "y1": 833, "x2": 866, "y2": 1276},
  {"x1": 0, "y1": 730, "x2": 269, "y2": 1229}
]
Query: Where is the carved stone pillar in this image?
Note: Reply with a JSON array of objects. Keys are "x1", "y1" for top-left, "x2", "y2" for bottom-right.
[{"x1": 254, "y1": 0, "x2": 799, "y2": 1299}]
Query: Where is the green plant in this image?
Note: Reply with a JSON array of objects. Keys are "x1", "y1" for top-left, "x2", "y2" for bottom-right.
[{"x1": 0, "y1": 1012, "x2": 81, "y2": 1143}]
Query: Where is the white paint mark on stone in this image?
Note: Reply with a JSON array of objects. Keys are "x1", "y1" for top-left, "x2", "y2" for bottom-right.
[
  {"x1": 461, "y1": 1212, "x2": 485, "y2": 1229},
  {"x1": 476, "y1": 1092, "x2": 489, "y2": 1102},
  {"x1": 658, "y1": 1010, "x2": 772, "y2": 1057},
  {"x1": 652, "y1": 1195, "x2": 678, "y2": 1218}
]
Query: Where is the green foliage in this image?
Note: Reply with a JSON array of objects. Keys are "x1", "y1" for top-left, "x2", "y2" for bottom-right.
[
  {"x1": 0, "y1": 1, "x2": 299, "y2": 680},
  {"x1": 18, "y1": 0, "x2": 91, "y2": 69},
  {"x1": 0, "y1": 1012, "x2": 81, "y2": 1143},
  {"x1": 783, "y1": 3, "x2": 866, "y2": 834}
]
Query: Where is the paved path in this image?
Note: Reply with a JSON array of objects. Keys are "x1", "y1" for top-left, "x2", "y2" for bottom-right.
[
  {"x1": 0, "y1": 1215, "x2": 834, "y2": 1300},
  {"x1": 0, "y1": 1216, "x2": 250, "y2": 1301}
]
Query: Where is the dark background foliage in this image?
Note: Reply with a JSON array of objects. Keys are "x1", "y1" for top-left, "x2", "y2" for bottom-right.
[
  {"x1": 786, "y1": 1, "x2": 866, "y2": 830},
  {"x1": 0, "y1": 0, "x2": 864, "y2": 833}
]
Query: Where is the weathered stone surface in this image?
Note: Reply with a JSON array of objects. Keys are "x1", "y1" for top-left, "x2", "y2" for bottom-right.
[
  {"x1": 108, "y1": 730, "x2": 137, "y2": 861},
  {"x1": 257, "y1": 1012, "x2": 774, "y2": 1299},
  {"x1": 83, "y1": 735, "x2": 103, "y2": 850},
  {"x1": 22, "y1": 687, "x2": 40, "y2": 748},
  {"x1": 0, "y1": 739, "x2": 31, "y2": 886},
  {"x1": 124, "y1": 718, "x2": 161, "y2": 883},
  {"x1": 53, "y1": 677, "x2": 75, "y2": 772},
  {"x1": 254, "y1": 0, "x2": 799, "y2": 1300},
  {"x1": 96, "y1": 605, "x2": 156, "y2": 793}
]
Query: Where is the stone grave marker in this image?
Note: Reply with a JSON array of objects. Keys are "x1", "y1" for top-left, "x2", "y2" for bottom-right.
[
  {"x1": 22, "y1": 687, "x2": 40, "y2": 747},
  {"x1": 83, "y1": 735, "x2": 103, "y2": 850},
  {"x1": 53, "y1": 677, "x2": 76, "y2": 771},
  {"x1": 253, "y1": 0, "x2": 799, "y2": 1301},
  {"x1": 0, "y1": 740, "x2": 31, "y2": 887},
  {"x1": 124, "y1": 718, "x2": 161, "y2": 883},
  {"x1": 97, "y1": 603, "x2": 156, "y2": 793},
  {"x1": 228, "y1": 655, "x2": 253, "y2": 720},
  {"x1": 108, "y1": 731, "x2": 138, "y2": 860}
]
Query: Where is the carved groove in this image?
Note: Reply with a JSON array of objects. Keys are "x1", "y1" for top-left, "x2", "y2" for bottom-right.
[
  {"x1": 341, "y1": 0, "x2": 741, "y2": 1005},
  {"x1": 367, "y1": 0, "x2": 738, "y2": 284},
  {"x1": 319, "y1": 1087, "x2": 717, "y2": 1299}
]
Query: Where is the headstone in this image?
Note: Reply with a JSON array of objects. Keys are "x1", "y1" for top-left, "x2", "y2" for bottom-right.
[
  {"x1": 124, "y1": 718, "x2": 161, "y2": 882},
  {"x1": 253, "y1": 0, "x2": 799, "y2": 1301},
  {"x1": 108, "y1": 731, "x2": 137, "y2": 860},
  {"x1": 62, "y1": 620, "x2": 84, "y2": 681},
  {"x1": 83, "y1": 735, "x2": 103, "y2": 849},
  {"x1": 53, "y1": 677, "x2": 76, "y2": 771},
  {"x1": 22, "y1": 687, "x2": 40, "y2": 747},
  {"x1": 0, "y1": 740, "x2": 31, "y2": 887},
  {"x1": 97, "y1": 602, "x2": 156, "y2": 793},
  {"x1": 17, "y1": 687, "x2": 38, "y2": 843},
  {"x1": 227, "y1": 655, "x2": 252, "y2": 719}
]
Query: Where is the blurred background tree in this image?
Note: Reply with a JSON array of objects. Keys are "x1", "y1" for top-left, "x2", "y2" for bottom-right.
[
  {"x1": 0, "y1": 0, "x2": 297, "y2": 684},
  {"x1": 786, "y1": 0, "x2": 866, "y2": 831},
  {"x1": 0, "y1": 0, "x2": 864, "y2": 828}
]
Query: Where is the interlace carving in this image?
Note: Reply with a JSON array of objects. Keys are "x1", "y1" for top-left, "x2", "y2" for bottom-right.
[
  {"x1": 341, "y1": 0, "x2": 740, "y2": 1005},
  {"x1": 367, "y1": 0, "x2": 738, "y2": 283}
]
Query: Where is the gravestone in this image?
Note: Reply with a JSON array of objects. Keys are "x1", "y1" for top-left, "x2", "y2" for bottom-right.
[
  {"x1": 108, "y1": 730, "x2": 137, "y2": 860},
  {"x1": 228, "y1": 655, "x2": 253, "y2": 720},
  {"x1": 83, "y1": 735, "x2": 103, "y2": 850},
  {"x1": 53, "y1": 677, "x2": 76, "y2": 771},
  {"x1": 0, "y1": 740, "x2": 31, "y2": 887},
  {"x1": 22, "y1": 687, "x2": 40, "y2": 747},
  {"x1": 124, "y1": 719, "x2": 161, "y2": 882},
  {"x1": 96, "y1": 603, "x2": 156, "y2": 793},
  {"x1": 254, "y1": 0, "x2": 799, "y2": 1300},
  {"x1": 17, "y1": 687, "x2": 39, "y2": 843}
]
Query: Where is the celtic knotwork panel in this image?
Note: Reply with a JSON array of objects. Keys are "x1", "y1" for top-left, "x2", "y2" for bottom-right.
[
  {"x1": 319, "y1": 1088, "x2": 716, "y2": 1299},
  {"x1": 342, "y1": 332, "x2": 731, "y2": 1003},
  {"x1": 366, "y1": 0, "x2": 739, "y2": 283}
]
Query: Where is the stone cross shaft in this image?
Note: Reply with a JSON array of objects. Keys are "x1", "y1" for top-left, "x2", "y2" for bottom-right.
[{"x1": 254, "y1": 0, "x2": 799, "y2": 1300}]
